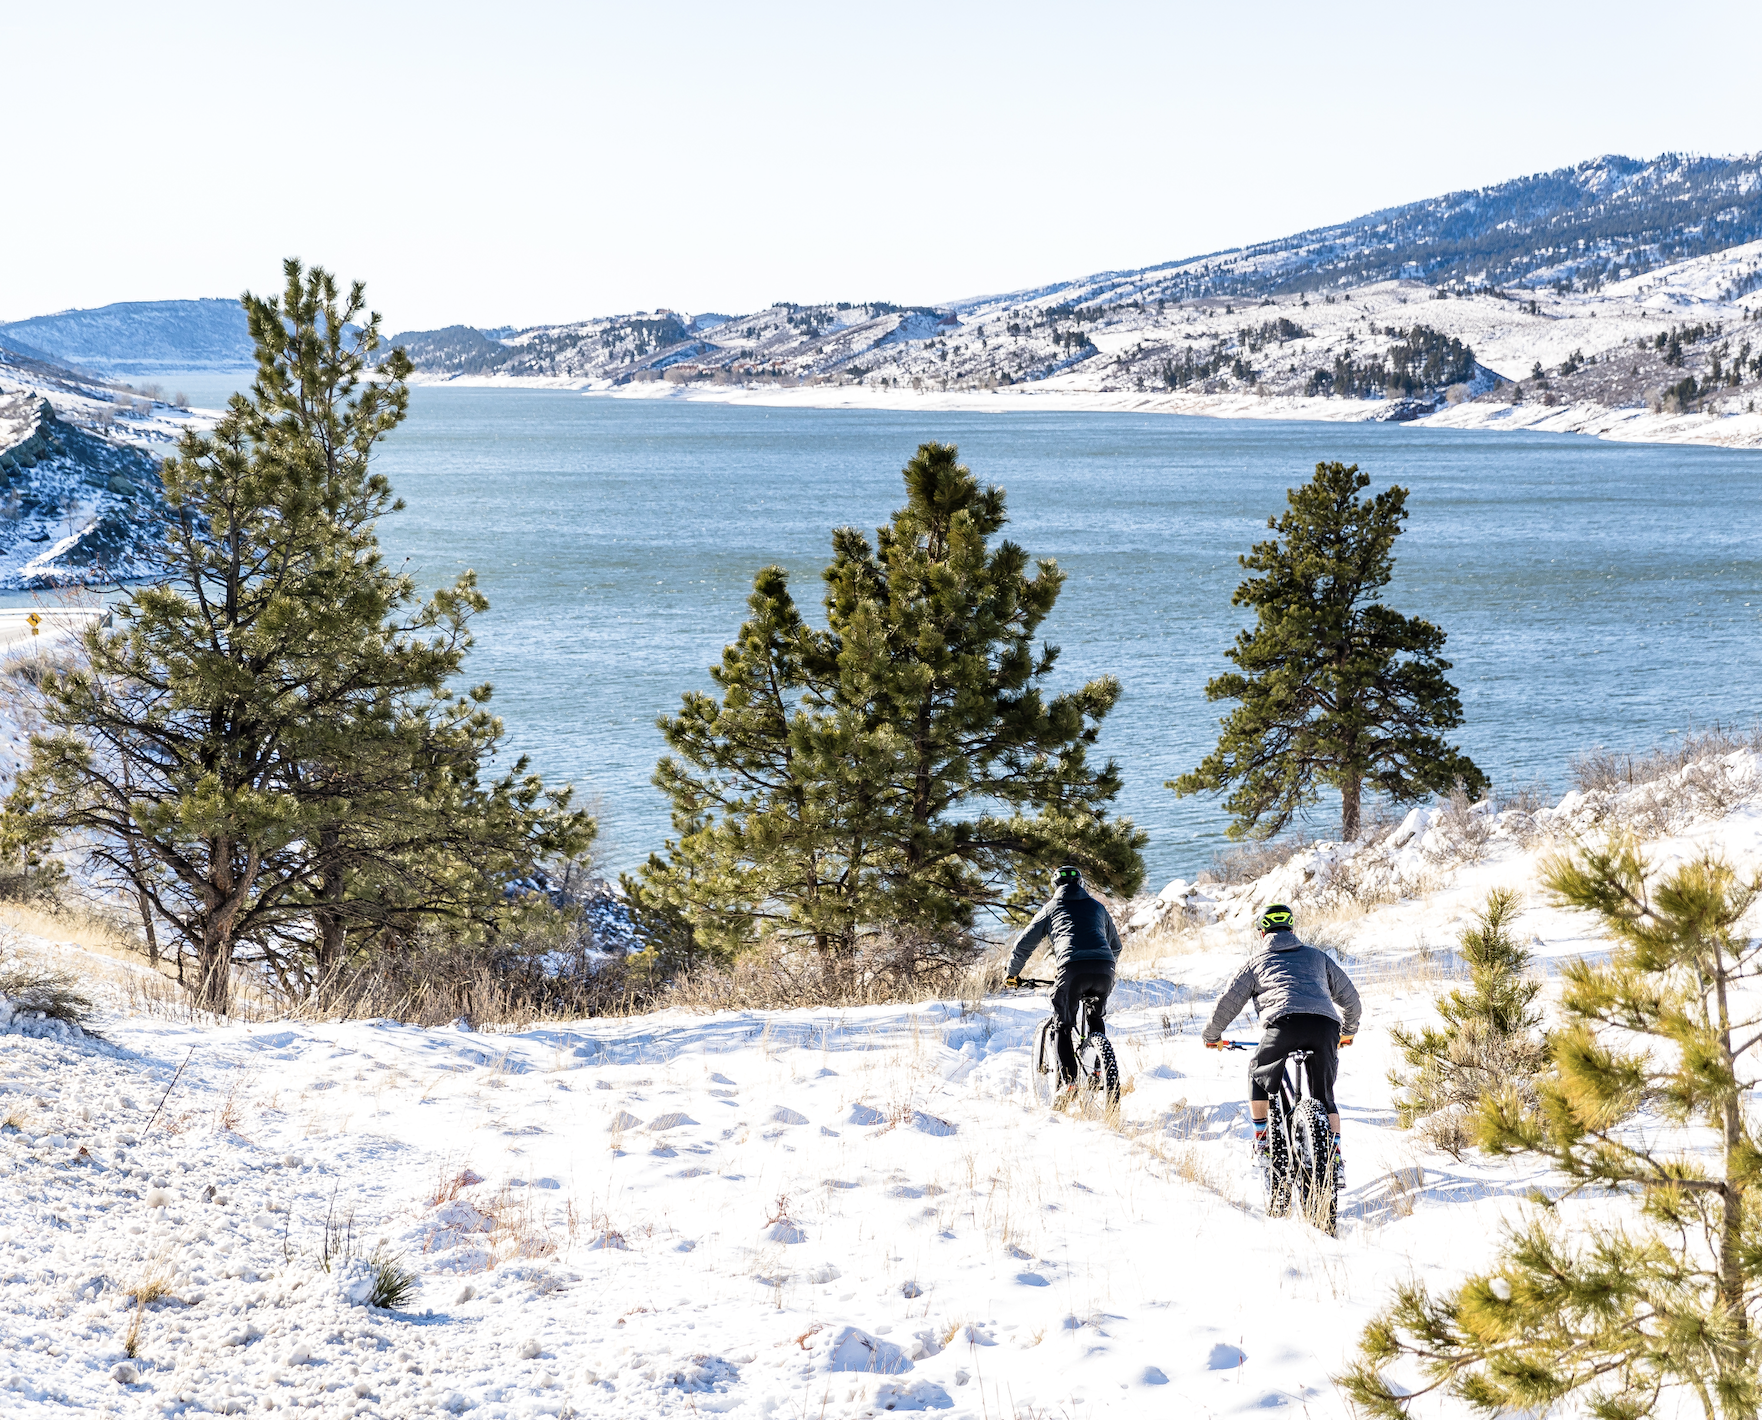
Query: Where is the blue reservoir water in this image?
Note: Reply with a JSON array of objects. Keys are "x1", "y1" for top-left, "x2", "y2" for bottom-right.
[{"x1": 40, "y1": 381, "x2": 1762, "y2": 884}]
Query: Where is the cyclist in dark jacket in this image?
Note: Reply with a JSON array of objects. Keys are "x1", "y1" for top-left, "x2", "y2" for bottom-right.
[
  {"x1": 1005, "y1": 866, "x2": 1123, "y2": 1090},
  {"x1": 1203, "y1": 904, "x2": 1361, "y2": 1185}
]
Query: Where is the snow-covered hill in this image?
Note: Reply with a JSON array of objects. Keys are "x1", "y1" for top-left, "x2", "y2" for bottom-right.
[
  {"x1": 395, "y1": 242, "x2": 1762, "y2": 449},
  {"x1": 0, "y1": 344, "x2": 196, "y2": 587},
  {"x1": 5, "y1": 752, "x2": 1757, "y2": 1416},
  {"x1": 388, "y1": 154, "x2": 1762, "y2": 450},
  {"x1": 0, "y1": 300, "x2": 253, "y2": 377}
]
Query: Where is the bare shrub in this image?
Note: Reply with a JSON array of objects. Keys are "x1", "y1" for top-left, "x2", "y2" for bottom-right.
[
  {"x1": 664, "y1": 927, "x2": 982, "y2": 1012},
  {"x1": 1429, "y1": 779, "x2": 1493, "y2": 862},
  {"x1": 1571, "y1": 725, "x2": 1762, "y2": 834},
  {"x1": 1571, "y1": 724, "x2": 1761, "y2": 794},
  {"x1": 305, "y1": 923, "x2": 642, "y2": 1029},
  {"x1": 1418, "y1": 1107, "x2": 1475, "y2": 1161},
  {"x1": 1492, "y1": 778, "x2": 1550, "y2": 816},
  {"x1": 1202, "y1": 835, "x2": 1314, "y2": 886},
  {"x1": 0, "y1": 947, "x2": 94, "y2": 1024}
]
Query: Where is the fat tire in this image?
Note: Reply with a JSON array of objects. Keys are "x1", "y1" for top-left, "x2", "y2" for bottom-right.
[
  {"x1": 1291, "y1": 1099, "x2": 1337, "y2": 1236},
  {"x1": 1264, "y1": 1098, "x2": 1293, "y2": 1217},
  {"x1": 1077, "y1": 1036, "x2": 1120, "y2": 1108},
  {"x1": 1031, "y1": 1018, "x2": 1058, "y2": 1107}
]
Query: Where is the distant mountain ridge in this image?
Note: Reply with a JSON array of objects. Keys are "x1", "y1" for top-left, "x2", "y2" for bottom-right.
[
  {"x1": 381, "y1": 150, "x2": 1762, "y2": 396},
  {"x1": 990, "y1": 150, "x2": 1762, "y2": 308},
  {"x1": 10, "y1": 151, "x2": 1762, "y2": 393},
  {"x1": 0, "y1": 298, "x2": 253, "y2": 375}
]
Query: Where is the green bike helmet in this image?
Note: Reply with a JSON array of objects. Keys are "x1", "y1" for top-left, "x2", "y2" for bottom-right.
[
  {"x1": 1259, "y1": 903, "x2": 1294, "y2": 933},
  {"x1": 1055, "y1": 864, "x2": 1082, "y2": 886}
]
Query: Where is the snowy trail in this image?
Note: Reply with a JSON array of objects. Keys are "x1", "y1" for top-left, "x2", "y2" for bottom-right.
[
  {"x1": 3, "y1": 760, "x2": 1759, "y2": 1416},
  {"x1": 1, "y1": 980, "x2": 1554, "y2": 1417}
]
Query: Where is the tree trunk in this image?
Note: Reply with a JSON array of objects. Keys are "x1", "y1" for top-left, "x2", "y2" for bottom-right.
[
  {"x1": 1340, "y1": 774, "x2": 1361, "y2": 842},
  {"x1": 196, "y1": 833, "x2": 252, "y2": 1017},
  {"x1": 1716, "y1": 968, "x2": 1747, "y2": 1340},
  {"x1": 198, "y1": 919, "x2": 232, "y2": 1016},
  {"x1": 117, "y1": 750, "x2": 160, "y2": 965},
  {"x1": 313, "y1": 828, "x2": 346, "y2": 1000},
  {"x1": 133, "y1": 881, "x2": 161, "y2": 967}
]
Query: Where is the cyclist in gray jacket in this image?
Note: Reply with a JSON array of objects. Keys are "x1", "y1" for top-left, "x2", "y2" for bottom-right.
[
  {"x1": 1203, "y1": 904, "x2": 1361, "y2": 1183},
  {"x1": 1005, "y1": 865, "x2": 1122, "y2": 1090}
]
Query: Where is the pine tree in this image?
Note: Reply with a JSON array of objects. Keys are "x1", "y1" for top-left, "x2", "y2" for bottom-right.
[
  {"x1": 14, "y1": 261, "x2": 590, "y2": 1012},
  {"x1": 642, "y1": 442, "x2": 1145, "y2": 958},
  {"x1": 821, "y1": 442, "x2": 1145, "y2": 924},
  {"x1": 1388, "y1": 888, "x2": 1546, "y2": 1147},
  {"x1": 1170, "y1": 461, "x2": 1485, "y2": 841},
  {"x1": 640, "y1": 565, "x2": 878, "y2": 957},
  {"x1": 1342, "y1": 843, "x2": 1762, "y2": 1419}
]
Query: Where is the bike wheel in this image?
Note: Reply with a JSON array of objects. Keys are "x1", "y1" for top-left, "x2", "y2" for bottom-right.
[
  {"x1": 1264, "y1": 1099, "x2": 1293, "y2": 1217},
  {"x1": 1031, "y1": 1018, "x2": 1058, "y2": 1107},
  {"x1": 1075, "y1": 1035, "x2": 1120, "y2": 1109},
  {"x1": 1291, "y1": 1099, "x2": 1336, "y2": 1236}
]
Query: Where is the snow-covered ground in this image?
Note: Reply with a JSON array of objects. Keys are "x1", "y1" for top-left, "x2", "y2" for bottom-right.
[{"x1": 5, "y1": 755, "x2": 1759, "y2": 1417}]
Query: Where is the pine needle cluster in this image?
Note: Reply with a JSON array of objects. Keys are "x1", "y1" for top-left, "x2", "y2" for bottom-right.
[{"x1": 1342, "y1": 842, "x2": 1762, "y2": 1420}]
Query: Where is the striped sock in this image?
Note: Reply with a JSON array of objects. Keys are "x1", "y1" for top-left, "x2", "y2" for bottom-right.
[{"x1": 1253, "y1": 1121, "x2": 1269, "y2": 1151}]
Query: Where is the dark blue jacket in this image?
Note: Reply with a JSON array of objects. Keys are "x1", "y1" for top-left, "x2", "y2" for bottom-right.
[{"x1": 1006, "y1": 883, "x2": 1123, "y2": 978}]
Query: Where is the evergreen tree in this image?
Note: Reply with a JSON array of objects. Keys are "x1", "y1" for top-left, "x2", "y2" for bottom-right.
[
  {"x1": 1170, "y1": 461, "x2": 1485, "y2": 841},
  {"x1": 642, "y1": 442, "x2": 1144, "y2": 959},
  {"x1": 640, "y1": 565, "x2": 878, "y2": 957},
  {"x1": 820, "y1": 442, "x2": 1145, "y2": 925},
  {"x1": 13, "y1": 261, "x2": 590, "y2": 1012},
  {"x1": 1343, "y1": 843, "x2": 1762, "y2": 1419},
  {"x1": 1388, "y1": 888, "x2": 1546, "y2": 1144}
]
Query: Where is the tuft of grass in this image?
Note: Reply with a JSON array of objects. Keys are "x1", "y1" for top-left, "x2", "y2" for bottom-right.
[
  {"x1": 122, "y1": 1263, "x2": 177, "y2": 1356},
  {"x1": 366, "y1": 1247, "x2": 420, "y2": 1310}
]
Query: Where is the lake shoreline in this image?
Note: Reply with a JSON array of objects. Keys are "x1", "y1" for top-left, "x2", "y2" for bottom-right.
[{"x1": 403, "y1": 373, "x2": 1762, "y2": 451}]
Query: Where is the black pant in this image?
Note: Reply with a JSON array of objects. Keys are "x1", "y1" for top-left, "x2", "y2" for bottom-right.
[
  {"x1": 1248, "y1": 1014, "x2": 1340, "y2": 1114},
  {"x1": 1051, "y1": 962, "x2": 1115, "y2": 1085}
]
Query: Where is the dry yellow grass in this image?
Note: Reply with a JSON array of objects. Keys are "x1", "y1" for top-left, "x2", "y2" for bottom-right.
[
  {"x1": 0, "y1": 900, "x2": 161, "y2": 973},
  {"x1": 0, "y1": 901, "x2": 282, "y2": 1023}
]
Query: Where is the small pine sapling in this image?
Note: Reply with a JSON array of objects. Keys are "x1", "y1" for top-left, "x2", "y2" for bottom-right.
[
  {"x1": 1387, "y1": 888, "x2": 1545, "y2": 1155},
  {"x1": 1342, "y1": 842, "x2": 1762, "y2": 1419}
]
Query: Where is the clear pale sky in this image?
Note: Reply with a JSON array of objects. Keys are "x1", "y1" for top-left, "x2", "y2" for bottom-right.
[{"x1": 6, "y1": 1, "x2": 1760, "y2": 332}]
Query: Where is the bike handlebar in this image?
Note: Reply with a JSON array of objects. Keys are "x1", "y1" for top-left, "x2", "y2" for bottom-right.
[{"x1": 1008, "y1": 977, "x2": 1054, "y2": 988}]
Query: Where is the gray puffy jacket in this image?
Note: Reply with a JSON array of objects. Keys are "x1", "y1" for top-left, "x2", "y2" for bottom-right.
[
  {"x1": 1006, "y1": 883, "x2": 1122, "y2": 978},
  {"x1": 1201, "y1": 930, "x2": 1362, "y2": 1041}
]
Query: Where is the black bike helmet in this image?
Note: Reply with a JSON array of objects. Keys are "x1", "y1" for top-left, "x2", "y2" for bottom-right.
[
  {"x1": 1259, "y1": 903, "x2": 1294, "y2": 933},
  {"x1": 1055, "y1": 864, "x2": 1082, "y2": 886}
]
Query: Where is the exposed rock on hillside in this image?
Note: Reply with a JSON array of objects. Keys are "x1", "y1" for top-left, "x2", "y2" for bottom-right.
[{"x1": 0, "y1": 387, "x2": 168, "y2": 588}]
